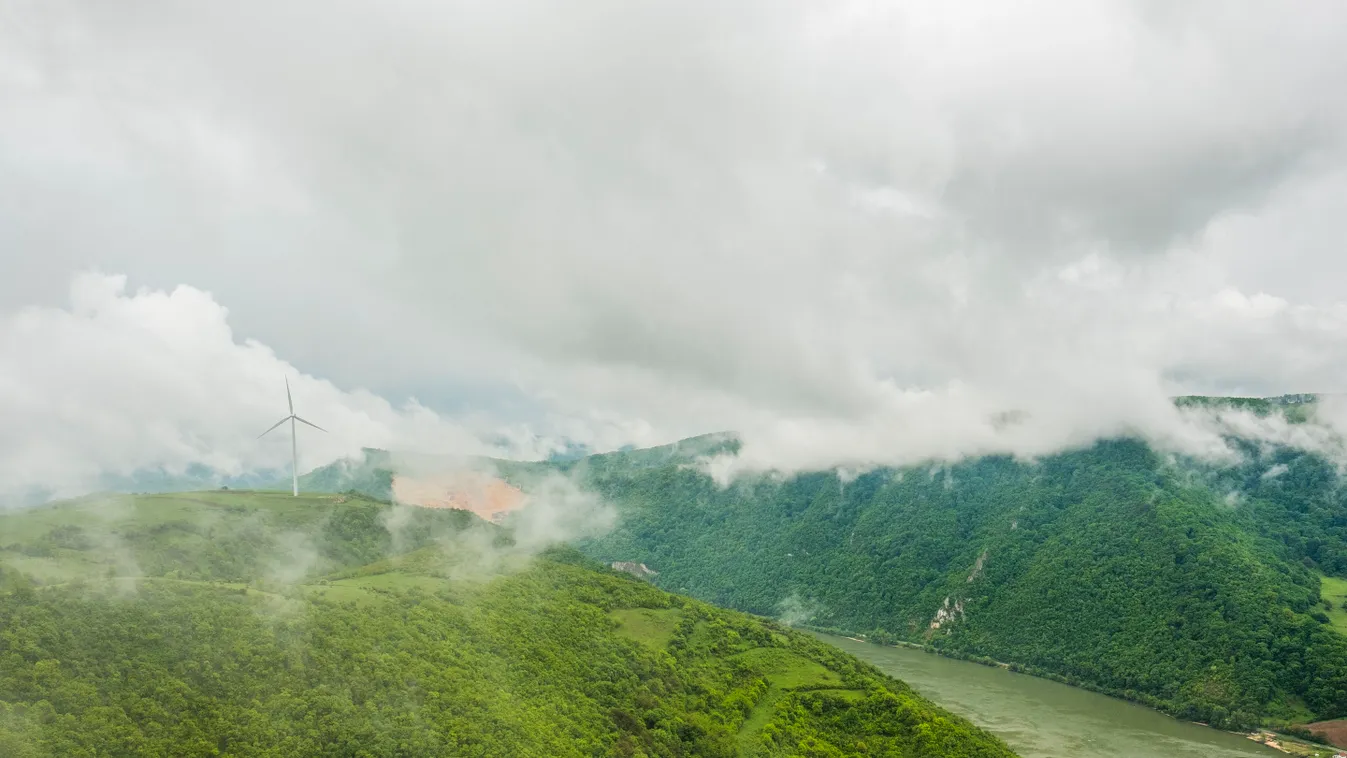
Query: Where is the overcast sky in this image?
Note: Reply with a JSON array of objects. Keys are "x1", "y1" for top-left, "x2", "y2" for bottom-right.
[{"x1": 4, "y1": 0, "x2": 1347, "y2": 499}]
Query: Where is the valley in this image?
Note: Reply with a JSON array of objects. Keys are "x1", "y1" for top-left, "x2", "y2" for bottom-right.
[
  {"x1": 289, "y1": 412, "x2": 1347, "y2": 742},
  {"x1": 9, "y1": 4, "x2": 1345, "y2": 754},
  {"x1": 566, "y1": 431, "x2": 1347, "y2": 733},
  {"x1": 13, "y1": 400, "x2": 1347, "y2": 754}
]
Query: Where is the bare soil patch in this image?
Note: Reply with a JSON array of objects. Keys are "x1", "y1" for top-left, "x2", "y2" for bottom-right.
[
  {"x1": 1305, "y1": 719, "x2": 1347, "y2": 748},
  {"x1": 391, "y1": 472, "x2": 525, "y2": 523}
]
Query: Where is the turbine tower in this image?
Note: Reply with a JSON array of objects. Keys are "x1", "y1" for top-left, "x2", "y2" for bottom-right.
[{"x1": 258, "y1": 377, "x2": 326, "y2": 496}]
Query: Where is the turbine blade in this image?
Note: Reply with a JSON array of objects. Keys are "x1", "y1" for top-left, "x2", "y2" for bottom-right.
[
  {"x1": 293, "y1": 416, "x2": 327, "y2": 433},
  {"x1": 285, "y1": 377, "x2": 294, "y2": 415},
  {"x1": 258, "y1": 416, "x2": 293, "y2": 438}
]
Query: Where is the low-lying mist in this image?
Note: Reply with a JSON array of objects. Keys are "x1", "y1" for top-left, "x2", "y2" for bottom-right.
[
  {"x1": 0, "y1": 470, "x2": 618, "y2": 605},
  {"x1": 698, "y1": 396, "x2": 1347, "y2": 485}
]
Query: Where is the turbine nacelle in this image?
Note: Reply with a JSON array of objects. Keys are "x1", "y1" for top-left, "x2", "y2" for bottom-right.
[{"x1": 257, "y1": 414, "x2": 326, "y2": 438}]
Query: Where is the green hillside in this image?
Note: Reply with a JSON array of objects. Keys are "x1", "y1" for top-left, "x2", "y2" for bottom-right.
[
  {"x1": 573, "y1": 435, "x2": 1347, "y2": 731},
  {"x1": 265, "y1": 396, "x2": 1347, "y2": 731},
  {"x1": 0, "y1": 491, "x2": 1017, "y2": 757}
]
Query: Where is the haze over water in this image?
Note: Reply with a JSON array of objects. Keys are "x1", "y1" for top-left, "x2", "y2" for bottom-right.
[{"x1": 817, "y1": 634, "x2": 1280, "y2": 758}]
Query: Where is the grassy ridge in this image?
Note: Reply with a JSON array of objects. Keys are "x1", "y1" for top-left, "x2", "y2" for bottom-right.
[
  {"x1": 0, "y1": 490, "x2": 482, "y2": 586},
  {"x1": 0, "y1": 491, "x2": 1017, "y2": 757}
]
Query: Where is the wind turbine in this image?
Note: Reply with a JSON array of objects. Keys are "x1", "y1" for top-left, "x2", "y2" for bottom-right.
[{"x1": 258, "y1": 377, "x2": 326, "y2": 496}]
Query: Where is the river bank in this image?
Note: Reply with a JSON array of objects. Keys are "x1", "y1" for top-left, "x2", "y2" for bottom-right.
[
  {"x1": 805, "y1": 623, "x2": 1341, "y2": 749},
  {"x1": 813, "y1": 629, "x2": 1343, "y2": 757},
  {"x1": 1244, "y1": 730, "x2": 1343, "y2": 757},
  {"x1": 814, "y1": 631, "x2": 1285, "y2": 758}
]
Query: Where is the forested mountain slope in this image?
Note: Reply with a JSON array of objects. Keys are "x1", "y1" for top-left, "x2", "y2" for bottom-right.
[
  {"x1": 273, "y1": 397, "x2": 1347, "y2": 729},
  {"x1": 0, "y1": 491, "x2": 1016, "y2": 758},
  {"x1": 575, "y1": 433, "x2": 1347, "y2": 731}
]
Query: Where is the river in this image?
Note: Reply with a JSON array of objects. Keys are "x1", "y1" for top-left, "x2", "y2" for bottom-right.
[{"x1": 815, "y1": 634, "x2": 1282, "y2": 758}]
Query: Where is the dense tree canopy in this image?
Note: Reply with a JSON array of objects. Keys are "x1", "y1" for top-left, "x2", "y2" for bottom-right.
[
  {"x1": 0, "y1": 491, "x2": 1016, "y2": 757},
  {"x1": 575, "y1": 435, "x2": 1347, "y2": 731}
]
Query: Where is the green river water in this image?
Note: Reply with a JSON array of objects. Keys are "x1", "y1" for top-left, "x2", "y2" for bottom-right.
[{"x1": 816, "y1": 634, "x2": 1283, "y2": 758}]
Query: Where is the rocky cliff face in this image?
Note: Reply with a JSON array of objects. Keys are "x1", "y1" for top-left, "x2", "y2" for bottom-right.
[{"x1": 611, "y1": 561, "x2": 659, "y2": 580}]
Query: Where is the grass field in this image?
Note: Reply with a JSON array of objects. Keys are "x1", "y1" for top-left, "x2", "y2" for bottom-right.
[
  {"x1": 611, "y1": 607, "x2": 683, "y2": 650},
  {"x1": 1320, "y1": 573, "x2": 1347, "y2": 636},
  {"x1": 3, "y1": 490, "x2": 481, "y2": 610},
  {"x1": 731, "y1": 648, "x2": 844, "y2": 689},
  {"x1": 0, "y1": 489, "x2": 479, "y2": 589},
  {"x1": 0, "y1": 490, "x2": 344, "y2": 540},
  {"x1": 0, "y1": 489, "x2": 539, "y2": 612},
  {"x1": 0, "y1": 487, "x2": 509, "y2": 611},
  {"x1": 330, "y1": 572, "x2": 454, "y2": 593},
  {"x1": 730, "y1": 647, "x2": 861, "y2": 755}
]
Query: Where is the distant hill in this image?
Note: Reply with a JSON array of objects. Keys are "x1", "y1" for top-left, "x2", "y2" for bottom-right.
[
  {"x1": 0, "y1": 490, "x2": 1017, "y2": 757},
  {"x1": 291, "y1": 433, "x2": 741, "y2": 497},
  {"x1": 290, "y1": 446, "x2": 398, "y2": 499},
  {"x1": 98, "y1": 462, "x2": 287, "y2": 494},
  {"x1": 549, "y1": 432, "x2": 740, "y2": 475},
  {"x1": 288, "y1": 433, "x2": 740, "y2": 515},
  {"x1": 3, "y1": 463, "x2": 287, "y2": 509},
  {"x1": 1173, "y1": 393, "x2": 1321, "y2": 422}
]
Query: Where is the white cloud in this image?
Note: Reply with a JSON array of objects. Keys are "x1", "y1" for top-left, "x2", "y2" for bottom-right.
[
  {"x1": 3, "y1": 1, "x2": 1347, "y2": 488},
  {"x1": 0, "y1": 273, "x2": 501, "y2": 502}
]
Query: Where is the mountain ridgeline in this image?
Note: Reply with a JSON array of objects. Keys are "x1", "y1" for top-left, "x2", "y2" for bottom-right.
[
  {"x1": 0, "y1": 490, "x2": 1016, "y2": 757},
  {"x1": 289, "y1": 395, "x2": 1347, "y2": 733}
]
